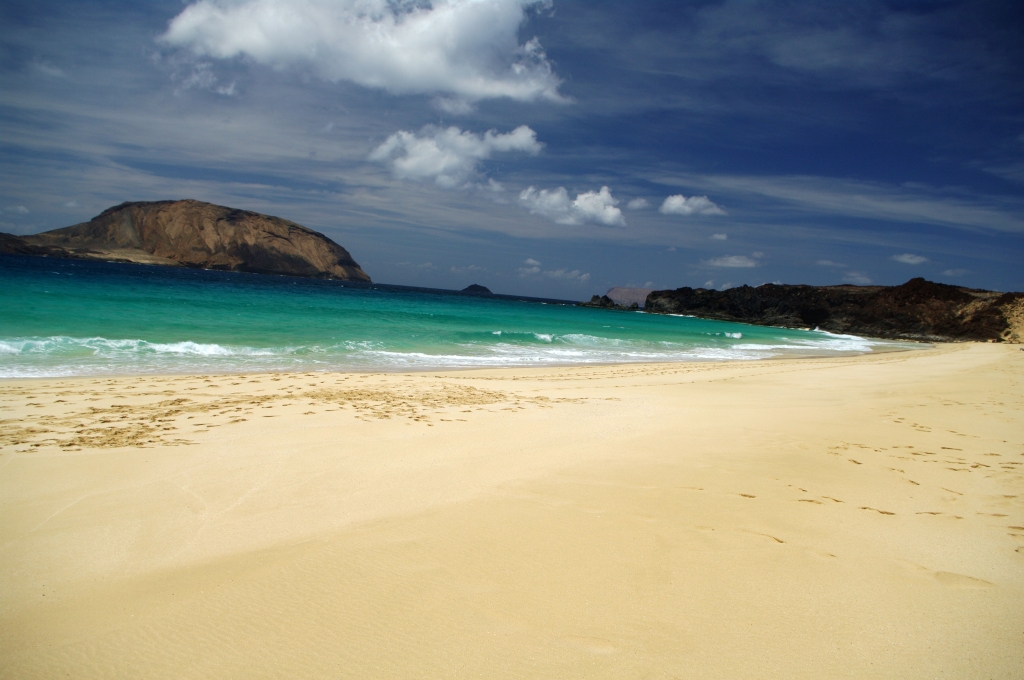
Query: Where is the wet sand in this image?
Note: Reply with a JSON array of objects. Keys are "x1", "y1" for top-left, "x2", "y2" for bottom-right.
[{"x1": 1, "y1": 344, "x2": 1022, "y2": 678}]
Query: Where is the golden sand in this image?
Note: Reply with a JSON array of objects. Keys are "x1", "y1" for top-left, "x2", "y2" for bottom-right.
[{"x1": 1, "y1": 344, "x2": 1022, "y2": 678}]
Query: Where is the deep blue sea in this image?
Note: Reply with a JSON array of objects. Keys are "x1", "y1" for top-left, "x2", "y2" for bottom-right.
[{"x1": 0, "y1": 255, "x2": 907, "y2": 377}]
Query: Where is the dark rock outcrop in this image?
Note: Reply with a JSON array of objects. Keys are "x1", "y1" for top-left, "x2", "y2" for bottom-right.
[
  {"x1": 461, "y1": 284, "x2": 492, "y2": 294},
  {"x1": 580, "y1": 295, "x2": 639, "y2": 310},
  {"x1": 644, "y1": 278, "x2": 1023, "y2": 342},
  {"x1": 0, "y1": 232, "x2": 74, "y2": 257},
  {"x1": 7, "y1": 200, "x2": 370, "y2": 281}
]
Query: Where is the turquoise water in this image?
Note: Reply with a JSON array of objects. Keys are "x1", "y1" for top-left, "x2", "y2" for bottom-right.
[{"x1": 0, "y1": 255, "x2": 906, "y2": 378}]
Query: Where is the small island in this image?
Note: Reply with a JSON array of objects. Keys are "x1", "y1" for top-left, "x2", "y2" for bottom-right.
[{"x1": 0, "y1": 199, "x2": 371, "y2": 282}]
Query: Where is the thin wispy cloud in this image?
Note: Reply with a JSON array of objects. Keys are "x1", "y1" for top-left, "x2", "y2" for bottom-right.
[
  {"x1": 679, "y1": 174, "x2": 1024, "y2": 234},
  {"x1": 706, "y1": 255, "x2": 757, "y2": 268}
]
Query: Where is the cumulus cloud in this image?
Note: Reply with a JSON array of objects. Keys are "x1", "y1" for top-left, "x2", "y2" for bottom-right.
[
  {"x1": 369, "y1": 125, "x2": 541, "y2": 188},
  {"x1": 892, "y1": 253, "x2": 928, "y2": 264},
  {"x1": 518, "y1": 258, "x2": 541, "y2": 275},
  {"x1": 519, "y1": 186, "x2": 625, "y2": 226},
  {"x1": 626, "y1": 198, "x2": 650, "y2": 210},
  {"x1": 816, "y1": 259, "x2": 846, "y2": 267},
  {"x1": 710, "y1": 233, "x2": 728, "y2": 240},
  {"x1": 706, "y1": 255, "x2": 757, "y2": 268},
  {"x1": 161, "y1": 0, "x2": 564, "y2": 103},
  {"x1": 659, "y1": 194, "x2": 726, "y2": 216},
  {"x1": 4, "y1": 205, "x2": 29, "y2": 214},
  {"x1": 943, "y1": 268, "x2": 968, "y2": 276}
]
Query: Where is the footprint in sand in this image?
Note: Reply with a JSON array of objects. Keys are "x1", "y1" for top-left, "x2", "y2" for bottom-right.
[
  {"x1": 933, "y1": 572, "x2": 994, "y2": 589},
  {"x1": 860, "y1": 506, "x2": 896, "y2": 515}
]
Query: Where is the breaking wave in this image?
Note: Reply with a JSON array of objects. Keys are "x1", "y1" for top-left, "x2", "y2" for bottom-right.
[{"x1": 0, "y1": 329, "x2": 908, "y2": 378}]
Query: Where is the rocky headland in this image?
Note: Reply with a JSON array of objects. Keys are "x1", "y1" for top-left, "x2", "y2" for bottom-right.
[
  {"x1": 0, "y1": 200, "x2": 370, "y2": 282},
  {"x1": 643, "y1": 277, "x2": 1024, "y2": 343}
]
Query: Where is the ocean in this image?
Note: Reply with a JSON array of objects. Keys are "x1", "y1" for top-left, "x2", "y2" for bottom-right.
[{"x1": 0, "y1": 255, "x2": 908, "y2": 378}]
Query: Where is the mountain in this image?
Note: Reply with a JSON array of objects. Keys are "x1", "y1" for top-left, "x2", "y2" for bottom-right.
[
  {"x1": 461, "y1": 284, "x2": 492, "y2": 294},
  {"x1": 2, "y1": 199, "x2": 370, "y2": 282},
  {"x1": 644, "y1": 278, "x2": 1023, "y2": 343}
]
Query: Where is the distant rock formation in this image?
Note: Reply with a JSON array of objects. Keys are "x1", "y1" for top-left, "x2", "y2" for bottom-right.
[
  {"x1": 644, "y1": 278, "x2": 1023, "y2": 342},
  {"x1": 606, "y1": 287, "x2": 653, "y2": 308},
  {"x1": 579, "y1": 295, "x2": 639, "y2": 310},
  {"x1": 2, "y1": 199, "x2": 370, "y2": 282},
  {"x1": 461, "y1": 284, "x2": 492, "y2": 294}
]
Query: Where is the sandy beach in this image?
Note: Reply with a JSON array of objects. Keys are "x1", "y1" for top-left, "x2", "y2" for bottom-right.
[{"x1": 1, "y1": 343, "x2": 1022, "y2": 678}]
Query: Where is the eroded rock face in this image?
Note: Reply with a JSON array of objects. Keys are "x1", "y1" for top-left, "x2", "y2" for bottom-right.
[
  {"x1": 644, "y1": 278, "x2": 1023, "y2": 342},
  {"x1": 15, "y1": 200, "x2": 371, "y2": 281}
]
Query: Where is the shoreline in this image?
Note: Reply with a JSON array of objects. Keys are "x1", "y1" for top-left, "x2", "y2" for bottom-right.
[
  {"x1": 0, "y1": 334, "x2": 925, "y2": 382},
  {"x1": 2, "y1": 343, "x2": 1021, "y2": 677}
]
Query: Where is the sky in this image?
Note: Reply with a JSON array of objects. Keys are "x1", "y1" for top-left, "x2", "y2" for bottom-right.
[{"x1": 1, "y1": 0, "x2": 1022, "y2": 299}]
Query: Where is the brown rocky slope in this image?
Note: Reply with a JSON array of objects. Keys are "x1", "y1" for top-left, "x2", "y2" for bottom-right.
[
  {"x1": 644, "y1": 278, "x2": 1023, "y2": 343},
  {"x1": 2, "y1": 200, "x2": 370, "y2": 281}
]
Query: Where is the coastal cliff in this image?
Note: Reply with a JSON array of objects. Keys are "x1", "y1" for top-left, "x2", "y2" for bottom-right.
[
  {"x1": 2, "y1": 200, "x2": 370, "y2": 282},
  {"x1": 644, "y1": 278, "x2": 1024, "y2": 342}
]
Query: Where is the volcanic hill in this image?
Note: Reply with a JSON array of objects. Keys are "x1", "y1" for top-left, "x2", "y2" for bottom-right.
[{"x1": 1, "y1": 199, "x2": 370, "y2": 282}]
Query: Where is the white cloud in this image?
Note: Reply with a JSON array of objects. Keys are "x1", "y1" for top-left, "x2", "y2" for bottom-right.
[
  {"x1": 369, "y1": 125, "x2": 541, "y2": 188},
  {"x1": 816, "y1": 259, "x2": 846, "y2": 267},
  {"x1": 706, "y1": 255, "x2": 757, "y2": 268},
  {"x1": 843, "y1": 271, "x2": 873, "y2": 284},
  {"x1": 64, "y1": 200, "x2": 80, "y2": 208},
  {"x1": 4, "y1": 206, "x2": 29, "y2": 215},
  {"x1": 660, "y1": 194, "x2": 726, "y2": 216},
  {"x1": 710, "y1": 233, "x2": 728, "y2": 240},
  {"x1": 432, "y1": 97, "x2": 476, "y2": 115},
  {"x1": 942, "y1": 268, "x2": 968, "y2": 276},
  {"x1": 517, "y1": 258, "x2": 589, "y2": 282},
  {"x1": 171, "y1": 60, "x2": 237, "y2": 95},
  {"x1": 518, "y1": 258, "x2": 541, "y2": 276},
  {"x1": 892, "y1": 253, "x2": 928, "y2": 264},
  {"x1": 627, "y1": 198, "x2": 650, "y2": 209},
  {"x1": 161, "y1": 0, "x2": 564, "y2": 103},
  {"x1": 543, "y1": 268, "x2": 590, "y2": 282},
  {"x1": 519, "y1": 185, "x2": 625, "y2": 226},
  {"x1": 703, "y1": 280, "x2": 715, "y2": 288}
]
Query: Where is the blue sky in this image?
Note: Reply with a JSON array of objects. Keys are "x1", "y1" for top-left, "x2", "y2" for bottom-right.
[{"x1": 2, "y1": 0, "x2": 1022, "y2": 298}]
